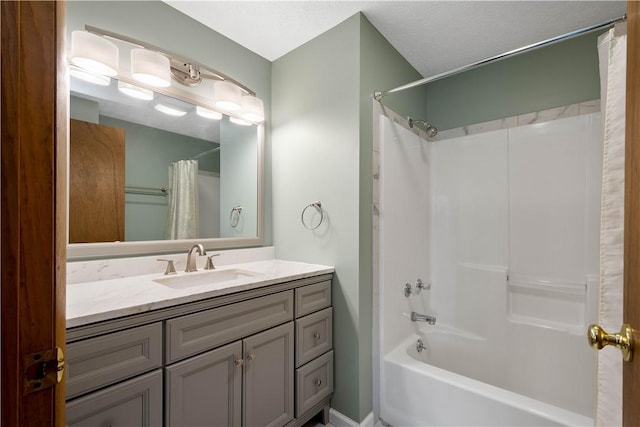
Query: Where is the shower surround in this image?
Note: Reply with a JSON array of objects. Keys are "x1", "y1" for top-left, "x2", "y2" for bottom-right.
[{"x1": 373, "y1": 101, "x2": 602, "y2": 426}]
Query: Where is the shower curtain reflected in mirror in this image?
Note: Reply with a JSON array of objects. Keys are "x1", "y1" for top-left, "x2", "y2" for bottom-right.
[{"x1": 165, "y1": 159, "x2": 199, "y2": 239}]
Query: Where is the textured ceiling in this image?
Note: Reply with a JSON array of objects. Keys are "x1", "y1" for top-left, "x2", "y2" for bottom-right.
[{"x1": 164, "y1": 1, "x2": 626, "y2": 78}]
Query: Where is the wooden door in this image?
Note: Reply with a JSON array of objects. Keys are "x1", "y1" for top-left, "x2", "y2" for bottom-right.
[
  {"x1": 1, "y1": 1, "x2": 67, "y2": 426},
  {"x1": 623, "y1": 1, "x2": 640, "y2": 425},
  {"x1": 243, "y1": 322, "x2": 294, "y2": 427},
  {"x1": 69, "y1": 119, "x2": 125, "y2": 243},
  {"x1": 165, "y1": 341, "x2": 243, "y2": 427}
]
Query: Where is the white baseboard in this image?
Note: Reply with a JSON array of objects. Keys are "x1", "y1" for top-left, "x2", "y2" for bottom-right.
[
  {"x1": 329, "y1": 409, "x2": 375, "y2": 427},
  {"x1": 360, "y1": 412, "x2": 375, "y2": 427}
]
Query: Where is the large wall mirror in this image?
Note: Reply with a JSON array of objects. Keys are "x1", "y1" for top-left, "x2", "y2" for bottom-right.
[{"x1": 66, "y1": 3, "x2": 264, "y2": 260}]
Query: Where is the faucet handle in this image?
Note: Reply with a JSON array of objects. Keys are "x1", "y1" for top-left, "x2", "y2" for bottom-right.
[
  {"x1": 416, "y1": 279, "x2": 431, "y2": 291},
  {"x1": 157, "y1": 259, "x2": 177, "y2": 275},
  {"x1": 204, "y1": 254, "x2": 220, "y2": 270}
]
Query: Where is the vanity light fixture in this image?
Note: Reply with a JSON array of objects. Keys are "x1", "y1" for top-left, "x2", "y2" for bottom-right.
[
  {"x1": 75, "y1": 26, "x2": 265, "y2": 123},
  {"x1": 229, "y1": 116, "x2": 252, "y2": 126},
  {"x1": 118, "y1": 81, "x2": 154, "y2": 100},
  {"x1": 213, "y1": 81, "x2": 242, "y2": 111},
  {"x1": 240, "y1": 95, "x2": 265, "y2": 123},
  {"x1": 196, "y1": 106, "x2": 223, "y2": 120},
  {"x1": 131, "y1": 49, "x2": 171, "y2": 88},
  {"x1": 154, "y1": 104, "x2": 187, "y2": 117},
  {"x1": 70, "y1": 30, "x2": 119, "y2": 77},
  {"x1": 69, "y1": 66, "x2": 111, "y2": 86}
]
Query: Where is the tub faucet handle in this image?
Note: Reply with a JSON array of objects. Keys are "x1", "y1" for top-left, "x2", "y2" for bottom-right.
[
  {"x1": 416, "y1": 279, "x2": 431, "y2": 291},
  {"x1": 404, "y1": 279, "x2": 431, "y2": 297}
]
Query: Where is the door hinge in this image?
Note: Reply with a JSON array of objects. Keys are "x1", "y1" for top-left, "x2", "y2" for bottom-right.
[{"x1": 23, "y1": 347, "x2": 65, "y2": 395}]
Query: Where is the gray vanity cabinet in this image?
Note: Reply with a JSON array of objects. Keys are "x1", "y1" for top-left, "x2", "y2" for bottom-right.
[
  {"x1": 166, "y1": 342, "x2": 243, "y2": 427},
  {"x1": 66, "y1": 274, "x2": 334, "y2": 427},
  {"x1": 166, "y1": 322, "x2": 294, "y2": 427},
  {"x1": 243, "y1": 322, "x2": 294, "y2": 427},
  {"x1": 65, "y1": 370, "x2": 163, "y2": 427}
]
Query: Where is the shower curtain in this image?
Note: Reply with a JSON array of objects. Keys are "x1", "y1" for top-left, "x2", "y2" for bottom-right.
[
  {"x1": 165, "y1": 159, "x2": 199, "y2": 240},
  {"x1": 596, "y1": 22, "x2": 626, "y2": 427}
]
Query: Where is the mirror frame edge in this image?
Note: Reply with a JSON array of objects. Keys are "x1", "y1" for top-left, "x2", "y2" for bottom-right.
[{"x1": 66, "y1": 122, "x2": 265, "y2": 261}]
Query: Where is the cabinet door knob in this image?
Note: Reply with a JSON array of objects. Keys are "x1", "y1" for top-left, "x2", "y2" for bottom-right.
[
  {"x1": 247, "y1": 353, "x2": 256, "y2": 361},
  {"x1": 314, "y1": 378, "x2": 322, "y2": 387},
  {"x1": 234, "y1": 358, "x2": 244, "y2": 367},
  {"x1": 313, "y1": 332, "x2": 321, "y2": 340}
]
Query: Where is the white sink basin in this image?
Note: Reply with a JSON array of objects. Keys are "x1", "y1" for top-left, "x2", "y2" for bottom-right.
[{"x1": 153, "y1": 268, "x2": 261, "y2": 289}]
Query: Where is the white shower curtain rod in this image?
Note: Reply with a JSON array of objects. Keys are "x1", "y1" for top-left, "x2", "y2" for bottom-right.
[{"x1": 374, "y1": 14, "x2": 627, "y2": 101}]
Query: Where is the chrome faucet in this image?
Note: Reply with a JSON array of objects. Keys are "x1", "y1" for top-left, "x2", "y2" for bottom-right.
[
  {"x1": 411, "y1": 311, "x2": 436, "y2": 325},
  {"x1": 185, "y1": 244, "x2": 206, "y2": 272}
]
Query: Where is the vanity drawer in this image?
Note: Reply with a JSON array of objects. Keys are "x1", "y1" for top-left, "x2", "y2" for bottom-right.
[
  {"x1": 66, "y1": 369, "x2": 163, "y2": 427},
  {"x1": 66, "y1": 322, "x2": 163, "y2": 399},
  {"x1": 295, "y1": 350, "x2": 333, "y2": 417},
  {"x1": 295, "y1": 307, "x2": 333, "y2": 367},
  {"x1": 295, "y1": 280, "x2": 331, "y2": 318},
  {"x1": 166, "y1": 290, "x2": 293, "y2": 363}
]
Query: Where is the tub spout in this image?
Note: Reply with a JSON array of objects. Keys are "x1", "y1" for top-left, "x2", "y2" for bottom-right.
[{"x1": 411, "y1": 311, "x2": 436, "y2": 325}]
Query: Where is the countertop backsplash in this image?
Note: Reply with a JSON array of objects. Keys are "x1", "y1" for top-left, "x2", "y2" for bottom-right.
[{"x1": 67, "y1": 246, "x2": 276, "y2": 284}]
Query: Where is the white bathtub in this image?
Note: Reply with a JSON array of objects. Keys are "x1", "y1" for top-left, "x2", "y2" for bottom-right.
[{"x1": 381, "y1": 333, "x2": 594, "y2": 427}]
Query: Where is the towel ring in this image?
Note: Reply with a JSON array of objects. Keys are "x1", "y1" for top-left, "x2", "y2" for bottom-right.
[
  {"x1": 230, "y1": 206, "x2": 243, "y2": 228},
  {"x1": 301, "y1": 201, "x2": 323, "y2": 230}
]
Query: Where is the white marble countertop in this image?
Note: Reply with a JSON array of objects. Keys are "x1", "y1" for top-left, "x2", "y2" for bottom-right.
[{"x1": 67, "y1": 259, "x2": 334, "y2": 328}]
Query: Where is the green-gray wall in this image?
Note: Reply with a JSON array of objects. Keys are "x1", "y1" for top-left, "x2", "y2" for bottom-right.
[
  {"x1": 358, "y1": 14, "x2": 427, "y2": 419},
  {"x1": 272, "y1": 15, "x2": 361, "y2": 420},
  {"x1": 66, "y1": 0, "x2": 272, "y2": 244},
  {"x1": 220, "y1": 120, "x2": 258, "y2": 238},
  {"x1": 70, "y1": 97, "x2": 99, "y2": 123},
  {"x1": 272, "y1": 13, "x2": 425, "y2": 422},
  {"x1": 426, "y1": 31, "x2": 601, "y2": 130}
]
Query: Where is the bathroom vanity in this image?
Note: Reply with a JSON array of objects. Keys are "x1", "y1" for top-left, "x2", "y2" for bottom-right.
[{"x1": 64, "y1": 256, "x2": 333, "y2": 427}]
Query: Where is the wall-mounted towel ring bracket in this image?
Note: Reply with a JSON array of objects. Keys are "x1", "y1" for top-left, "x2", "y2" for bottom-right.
[
  {"x1": 230, "y1": 206, "x2": 243, "y2": 228},
  {"x1": 301, "y1": 201, "x2": 323, "y2": 230}
]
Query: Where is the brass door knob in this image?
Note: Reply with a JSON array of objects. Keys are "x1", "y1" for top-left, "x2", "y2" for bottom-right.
[{"x1": 588, "y1": 323, "x2": 634, "y2": 362}]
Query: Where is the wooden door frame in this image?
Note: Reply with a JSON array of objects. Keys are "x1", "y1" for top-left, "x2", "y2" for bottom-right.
[
  {"x1": 1, "y1": 1, "x2": 67, "y2": 426},
  {"x1": 624, "y1": 1, "x2": 640, "y2": 425}
]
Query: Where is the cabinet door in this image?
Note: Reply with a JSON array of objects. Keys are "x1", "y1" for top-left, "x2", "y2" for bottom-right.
[
  {"x1": 166, "y1": 341, "x2": 242, "y2": 427},
  {"x1": 66, "y1": 370, "x2": 162, "y2": 427},
  {"x1": 243, "y1": 322, "x2": 294, "y2": 427}
]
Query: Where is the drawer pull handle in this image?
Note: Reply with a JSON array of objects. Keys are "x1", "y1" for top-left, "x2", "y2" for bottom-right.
[
  {"x1": 314, "y1": 378, "x2": 322, "y2": 387},
  {"x1": 247, "y1": 353, "x2": 256, "y2": 361},
  {"x1": 234, "y1": 359, "x2": 244, "y2": 367},
  {"x1": 313, "y1": 332, "x2": 321, "y2": 340}
]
